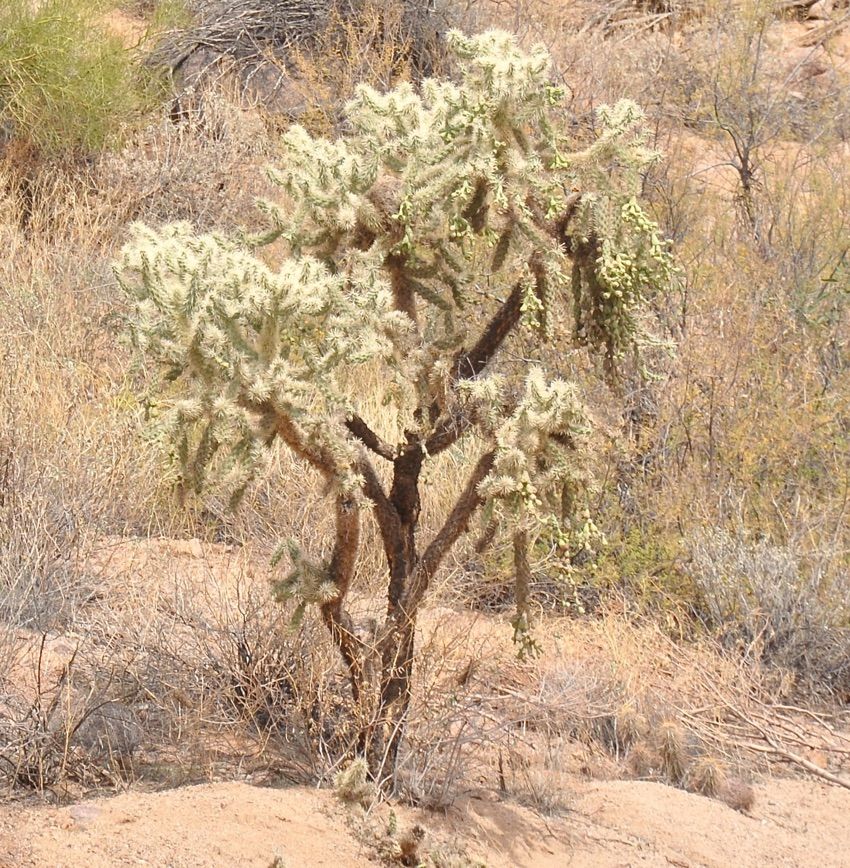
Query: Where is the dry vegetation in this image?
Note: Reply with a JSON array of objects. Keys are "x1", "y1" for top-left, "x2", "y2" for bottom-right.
[{"x1": 2, "y1": 0, "x2": 850, "y2": 860}]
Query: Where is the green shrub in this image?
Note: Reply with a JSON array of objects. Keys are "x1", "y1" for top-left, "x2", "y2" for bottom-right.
[{"x1": 0, "y1": 0, "x2": 147, "y2": 156}]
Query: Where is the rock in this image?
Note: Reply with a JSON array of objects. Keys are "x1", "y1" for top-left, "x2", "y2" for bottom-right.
[
  {"x1": 808, "y1": 0, "x2": 835, "y2": 19},
  {"x1": 68, "y1": 804, "x2": 102, "y2": 827}
]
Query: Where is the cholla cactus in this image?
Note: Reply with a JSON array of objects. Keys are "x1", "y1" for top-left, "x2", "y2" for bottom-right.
[{"x1": 115, "y1": 29, "x2": 674, "y2": 782}]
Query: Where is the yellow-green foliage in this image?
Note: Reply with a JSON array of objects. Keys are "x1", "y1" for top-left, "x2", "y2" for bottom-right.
[{"x1": 0, "y1": 0, "x2": 146, "y2": 155}]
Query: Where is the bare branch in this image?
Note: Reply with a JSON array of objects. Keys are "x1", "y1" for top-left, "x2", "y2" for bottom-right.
[
  {"x1": 425, "y1": 257, "x2": 549, "y2": 455},
  {"x1": 239, "y1": 396, "x2": 337, "y2": 476},
  {"x1": 424, "y1": 407, "x2": 474, "y2": 456},
  {"x1": 273, "y1": 415, "x2": 335, "y2": 475},
  {"x1": 419, "y1": 281, "x2": 524, "y2": 457},
  {"x1": 358, "y1": 455, "x2": 402, "y2": 564},
  {"x1": 513, "y1": 530, "x2": 532, "y2": 628}
]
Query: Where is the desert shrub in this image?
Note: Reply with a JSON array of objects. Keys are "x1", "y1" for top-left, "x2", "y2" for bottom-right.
[
  {"x1": 0, "y1": 155, "x2": 206, "y2": 646},
  {"x1": 547, "y1": 0, "x2": 850, "y2": 634},
  {"x1": 687, "y1": 528, "x2": 850, "y2": 693},
  {"x1": 0, "y1": 463, "x2": 83, "y2": 631},
  {"x1": 0, "y1": 0, "x2": 148, "y2": 157},
  {"x1": 286, "y1": 0, "x2": 452, "y2": 135},
  {"x1": 98, "y1": 88, "x2": 276, "y2": 229},
  {"x1": 0, "y1": 633, "x2": 142, "y2": 792},
  {"x1": 0, "y1": 367, "x2": 85, "y2": 630},
  {"x1": 116, "y1": 28, "x2": 676, "y2": 787},
  {"x1": 579, "y1": 0, "x2": 707, "y2": 35}
]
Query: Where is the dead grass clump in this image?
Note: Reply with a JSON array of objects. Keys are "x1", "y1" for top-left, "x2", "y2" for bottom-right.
[
  {"x1": 1, "y1": 531, "x2": 377, "y2": 796},
  {"x1": 595, "y1": 705, "x2": 753, "y2": 806},
  {"x1": 133, "y1": 566, "x2": 364, "y2": 785},
  {"x1": 592, "y1": 704, "x2": 649, "y2": 758},
  {"x1": 0, "y1": 351, "x2": 105, "y2": 633},
  {"x1": 151, "y1": 0, "x2": 452, "y2": 124},
  {"x1": 0, "y1": 472, "x2": 84, "y2": 631},
  {"x1": 626, "y1": 741, "x2": 659, "y2": 778},
  {"x1": 0, "y1": 634, "x2": 143, "y2": 793},
  {"x1": 393, "y1": 621, "x2": 506, "y2": 808},
  {"x1": 575, "y1": 0, "x2": 708, "y2": 37},
  {"x1": 685, "y1": 754, "x2": 727, "y2": 797},
  {"x1": 507, "y1": 740, "x2": 577, "y2": 815},
  {"x1": 288, "y1": 0, "x2": 441, "y2": 134},
  {"x1": 332, "y1": 612, "x2": 771, "y2": 852},
  {"x1": 654, "y1": 720, "x2": 688, "y2": 784},
  {"x1": 97, "y1": 91, "x2": 275, "y2": 230},
  {"x1": 397, "y1": 823, "x2": 427, "y2": 866},
  {"x1": 0, "y1": 135, "x2": 209, "y2": 549}
]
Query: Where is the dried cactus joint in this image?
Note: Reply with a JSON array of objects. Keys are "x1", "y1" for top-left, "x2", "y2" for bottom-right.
[{"x1": 116, "y1": 29, "x2": 674, "y2": 783}]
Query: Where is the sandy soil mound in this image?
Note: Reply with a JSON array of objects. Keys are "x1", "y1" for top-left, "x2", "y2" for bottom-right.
[
  {"x1": 1, "y1": 775, "x2": 849, "y2": 867},
  {"x1": 0, "y1": 783, "x2": 371, "y2": 868}
]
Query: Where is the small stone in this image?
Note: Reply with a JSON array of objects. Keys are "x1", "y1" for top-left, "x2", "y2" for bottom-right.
[{"x1": 68, "y1": 804, "x2": 101, "y2": 827}]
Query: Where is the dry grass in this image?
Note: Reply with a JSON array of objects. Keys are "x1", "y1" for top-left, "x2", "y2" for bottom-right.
[
  {"x1": 1, "y1": 527, "x2": 845, "y2": 805},
  {"x1": 489, "y1": 0, "x2": 850, "y2": 683},
  {"x1": 287, "y1": 0, "x2": 433, "y2": 135}
]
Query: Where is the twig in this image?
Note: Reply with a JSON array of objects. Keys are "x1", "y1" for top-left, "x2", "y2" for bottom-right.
[{"x1": 736, "y1": 740, "x2": 850, "y2": 790}]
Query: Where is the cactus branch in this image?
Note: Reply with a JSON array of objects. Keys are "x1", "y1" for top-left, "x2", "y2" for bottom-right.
[
  {"x1": 345, "y1": 414, "x2": 395, "y2": 460},
  {"x1": 405, "y1": 449, "x2": 496, "y2": 613}
]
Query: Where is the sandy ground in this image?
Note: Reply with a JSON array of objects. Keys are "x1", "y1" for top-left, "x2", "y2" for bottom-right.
[{"x1": 1, "y1": 775, "x2": 849, "y2": 867}]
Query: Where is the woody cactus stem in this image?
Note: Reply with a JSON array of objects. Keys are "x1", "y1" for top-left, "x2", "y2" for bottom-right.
[
  {"x1": 116, "y1": 30, "x2": 675, "y2": 785},
  {"x1": 321, "y1": 494, "x2": 365, "y2": 702},
  {"x1": 512, "y1": 531, "x2": 533, "y2": 651},
  {"x1": 368, "y1": 448, "x2": 497, "y2": 778}
]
